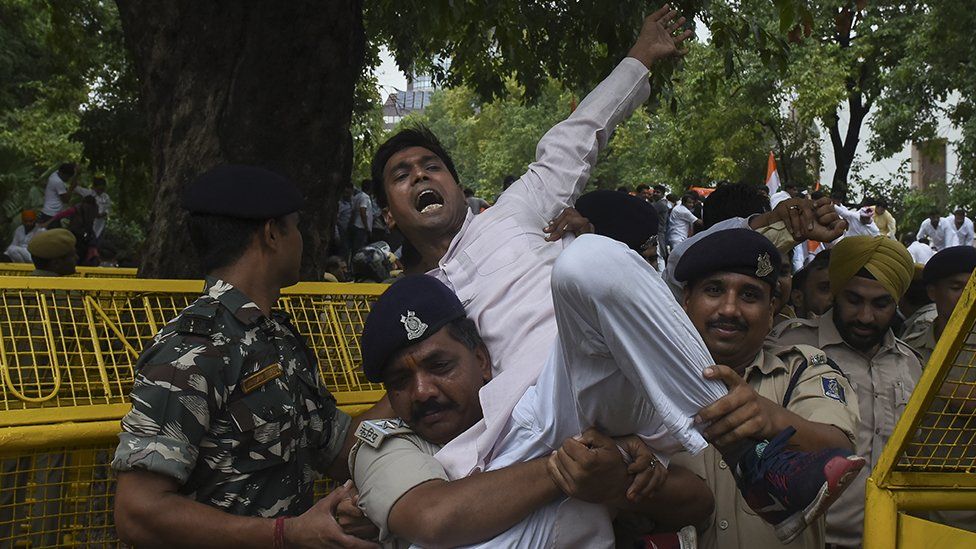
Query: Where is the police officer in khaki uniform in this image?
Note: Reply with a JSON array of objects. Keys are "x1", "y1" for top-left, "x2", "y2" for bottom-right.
[
  {"x1": 771, "y1": 235, "x2": 920, "y2": 547},
  {"x1": 26, "y1": 228, "x2": 78, "y2": 276},
  {"x1": 111, "y1": 165, "x2": 380, "y2": 548},
  {"x1": 668, "y1": 228, "x2": 860, "y2": 549},
  {"x1": 902, "y1": 246, "x2": 976, "y2": 365},
  {"x1": 900, "y1": 246, "x2": 976, "y2": 533}
]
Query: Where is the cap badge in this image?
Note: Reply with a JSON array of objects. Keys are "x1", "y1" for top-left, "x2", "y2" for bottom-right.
[
  {"x1": 756, "y1": 252, "x2": 774, "y2": 278},
  {"x1": 401, "y1": 310, "x2": 428, "y2": 340}
]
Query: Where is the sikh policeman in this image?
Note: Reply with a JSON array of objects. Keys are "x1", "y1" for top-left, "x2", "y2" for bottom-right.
[
  {"x1": 770, "y1": 235, "x2": 921, "y2": 547},
  {"x1": 902, "y1": 246, "x2": 976, "y2": 364},
  {"x1": 111, "y1": 165, "x2": 380, "y2": 548},
  {"x1": 669, "y1": 229, "x2": 860, "y2": 549}
]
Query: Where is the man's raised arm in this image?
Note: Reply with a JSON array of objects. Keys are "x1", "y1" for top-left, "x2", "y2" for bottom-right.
[{"x1": 514, "y1": 5, "x2": 692, "y2": 221}]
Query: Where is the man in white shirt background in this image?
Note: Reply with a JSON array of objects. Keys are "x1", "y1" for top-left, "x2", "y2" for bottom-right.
[
  {"x1": 350, "y1": 179, "x2": 374, "y2": 253},
  {"x1": 667, "y1": 191, "x2": 701, "y2": 251},
  {"x1": 905, "y1": 235, "x2": 937, "y2": 265},
  {"x1": 834, "y1": 202, "x2": 880, "y2": 238},
  {"x1": 949, "y1": 207, "x2": 975, "y2": 247},
  {"x1": 916, "y1": 210, "x2": 958, "y2": 251},
  {"x1": 39, "y1": 162, "x2": 78, "y2": 222},
  {"x1": 769, "y1": 182, "x2": 799, "y2": 209}
]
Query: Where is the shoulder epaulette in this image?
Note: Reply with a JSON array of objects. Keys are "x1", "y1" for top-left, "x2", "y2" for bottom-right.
[
  {"x1": 770, "y1": 317, "x2": 817, "y2": 338},
  {"x1": 354, "y1": 418, "x2": 414, "y2": 449},
  {"x1": 176, "y1": 299, "x2": 219, "y2": 337}
]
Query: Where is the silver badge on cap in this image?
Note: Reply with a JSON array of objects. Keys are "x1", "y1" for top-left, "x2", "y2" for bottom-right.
[
  {"x1": 756, "y1": 252, "x2": 773, "y2": 278},
  {"x1": 401, "y1": 310, "x2": 428, "y2": 340}
]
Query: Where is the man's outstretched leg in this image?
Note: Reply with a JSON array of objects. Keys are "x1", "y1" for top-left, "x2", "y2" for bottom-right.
[{"x1": 543, "y1": 233, "x2": 863, "y2": 542}]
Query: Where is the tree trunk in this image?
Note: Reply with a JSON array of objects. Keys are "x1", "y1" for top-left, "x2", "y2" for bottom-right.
[
  {"x1": 827, "y1": 91, "x2": 869, "y2": 200},
  {"x1": 115, "y1": 1, "x2": 364, "y2": 279}
]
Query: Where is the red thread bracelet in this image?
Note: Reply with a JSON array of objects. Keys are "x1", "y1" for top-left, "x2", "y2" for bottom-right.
[{"x1": 273, "y1": 516, "x2": 287, "y2": 549}]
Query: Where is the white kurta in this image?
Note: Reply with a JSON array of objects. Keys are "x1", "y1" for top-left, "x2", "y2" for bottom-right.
[
  {"x1": 428, "y1": 57, "x2": 712, "y2": 480},
  {"x1": 916, "y1": 218, "x2": 958, "y2": 250}
]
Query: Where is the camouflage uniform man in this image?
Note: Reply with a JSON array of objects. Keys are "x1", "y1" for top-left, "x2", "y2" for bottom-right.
[{"x1": 112, "y1": 165, "x2": 380, "y2": 548}]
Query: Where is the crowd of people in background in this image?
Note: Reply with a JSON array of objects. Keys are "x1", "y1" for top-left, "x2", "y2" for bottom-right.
[{"x1": 3, "y1": 162, "x2": 119, "y2": 273}]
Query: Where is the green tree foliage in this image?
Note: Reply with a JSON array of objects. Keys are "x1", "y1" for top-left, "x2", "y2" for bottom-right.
[{"x1": 403, "y1": 38, "x2": 824, "y2": 197}]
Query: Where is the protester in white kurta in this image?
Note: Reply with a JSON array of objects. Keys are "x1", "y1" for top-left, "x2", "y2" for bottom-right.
[
  {"x1": 424, "y1": 55, "x2": 722, "y2": 479},
  {"x1": 949, "y1": 211, "x2": 975, "y2": 247},
  {"x1": 834, "y1": 204, "x2": 880, "y2": 238},
  {"x1": 917, "y1": 216, "x2": 958, "y2": 251},
  {"x1": 907, "y1": 239, "x2": 936, "y2": 265},
  {"x1": 4, "y1": 222, "x2": 42, "y2": 263}
]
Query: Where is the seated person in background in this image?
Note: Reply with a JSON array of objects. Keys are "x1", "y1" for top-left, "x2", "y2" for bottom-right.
[
  {"x1": 4, "y1": 210, "x2": 41, "y2": 263},
  {"x1": 669, "y1": 229, "x2": 859, "y2": 549},
  {"x1": 352, "y1": 234, "x2": 864, "y2": 547}
]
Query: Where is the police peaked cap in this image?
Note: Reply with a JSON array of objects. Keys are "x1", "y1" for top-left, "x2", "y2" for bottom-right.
[
  {"x1": 675, "y1": 228, "x2": 782, "y2": 288},
  {"x1": 923, "y1": 246, "x2": 976, "y2": 284},
  {"x1": 360, "y1": 275, "x2": 468, "y2": 382},
  {"x1": 183, "y1": 164, "x2": 305, "y2": 219},
  {"x1": 575, "y1": 190, "x2": 658, "y2": 253}
]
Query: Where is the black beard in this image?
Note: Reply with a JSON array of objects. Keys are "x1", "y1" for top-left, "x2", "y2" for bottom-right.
[{"x1": 833, "y1": 311, "x2": 888, "y2": 352}]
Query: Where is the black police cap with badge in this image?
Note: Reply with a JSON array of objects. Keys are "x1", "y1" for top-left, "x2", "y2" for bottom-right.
[
  {"x1": 922, "y1": 246, "x2": 976, "y2": 285},
  {"x1": 183, "y1": 164, "x2": 305, "y2": 218},
  {"x1": 674, "y1": 228, "x2": 782, "y2": 288},
  {"x1": 360, "y1": 275, "x2": 468, "y2": 382},
  {"x1": 575, "y1": 190, "x2": 659, "y2": 253}
]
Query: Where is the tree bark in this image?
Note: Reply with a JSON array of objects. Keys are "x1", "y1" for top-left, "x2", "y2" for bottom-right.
[{"x1": 115, "y1": 1, "x2": 364, "y2": 279}]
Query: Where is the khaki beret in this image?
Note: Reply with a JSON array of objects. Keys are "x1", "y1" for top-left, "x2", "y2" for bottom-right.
[{"x1": 28, "y1": 229, "x2": 76, "y2": 259}]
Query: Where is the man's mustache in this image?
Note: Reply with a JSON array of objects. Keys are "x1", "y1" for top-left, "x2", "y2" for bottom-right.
[
  {"x1": 411, "y1": 399, "x2": 455, "y2": 422},
  {"x1": 707, "y1": 316, "x2": 748, "y2": 332}
]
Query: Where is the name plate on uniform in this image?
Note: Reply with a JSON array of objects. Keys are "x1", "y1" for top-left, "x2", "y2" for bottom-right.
[{"x1": 242, "y1": 363, "x2": 284, "y2": 394}]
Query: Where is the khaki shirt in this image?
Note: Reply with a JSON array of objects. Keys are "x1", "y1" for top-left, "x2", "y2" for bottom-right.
[
  {"x1": 769, "y1": 309, "x2": 923, "y2": 546},
  {"x1": 349, "y1": 419, "x2": 447, "y2": 547},
  {"x1": 672, "y1": 345, "x2": 859, "y2": 549},
  {"x1": 901, "y1": 318, "x2": 937, "y2": 367}
]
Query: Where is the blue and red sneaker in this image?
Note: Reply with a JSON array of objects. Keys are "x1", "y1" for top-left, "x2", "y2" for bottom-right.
[{"x1": 732, "y1": 426, "x2": 865, "y2": 543}]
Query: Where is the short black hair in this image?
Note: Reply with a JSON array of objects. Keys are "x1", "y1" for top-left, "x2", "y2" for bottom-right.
[
  {"x1": 635, "y1": 184, "x2": 650, "y2": 193},
  {"x1": 616, "y1": 186, "x2": 629, "y2": 193},
  {"x1": 810, "y1": 190, "x2": 825, "y2": 200},
  {"x1": 502, "y1": 175, "x2": 517, "y2": 191},
  {"x1": 793, "y1": 249, "x2": 831, "y2": 289},
  {"x1": 360, "y1": 179, "x2": 373, "y2": 193},
  {"x1": 463, "y1": 187, "x2": 474, "y2": 197},
  {"x1": 58, "y1": 163, "x2": 75, "y2": 177},
  {"x1": 324, "y1": 255, "x2": 345, "y2": 271},
  {"x1": 445, "y1": 316, "x2": 485, "y2": 352},
  {"x1": 653, "y1": 184, "x2": 668, "y2": 193},
  {"x1": 875, "y1": 197, "x2": 888, "y2": 209},
  {"x1": 187, "y1": 214, "x2": 280, "y2": 273},
  {"x1": 929, "y1": 209, "x2": 941, "y2": 217},
  {"x1": 702, "y1": 182, "x2": 770, "y2": 229},
  {"x1": 371, "y1": 125, "x2": 460, "y2": 208}
]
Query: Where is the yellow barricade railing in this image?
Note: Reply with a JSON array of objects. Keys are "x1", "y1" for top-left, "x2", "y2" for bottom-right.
[
  {"x1": 864, "y1": 270, "x2": 976, "y2": 547},
  {"x1": 0, "y1": 264, "x2": 138, "y2": 278},
  {"x1": 0, "y1": 276, "x2": 387, "y2": 547}
]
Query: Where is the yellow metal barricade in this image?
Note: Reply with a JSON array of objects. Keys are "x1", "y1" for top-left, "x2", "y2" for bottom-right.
[
  {"x1": 864, "y1": 271, "x2": 976, "y2": 547},
  {"x1": 0, "y1": 277, "x2": 387, "y2": 547},
  {"x1": 0, "y1": 265, "x2": 138, "y2": 278}
]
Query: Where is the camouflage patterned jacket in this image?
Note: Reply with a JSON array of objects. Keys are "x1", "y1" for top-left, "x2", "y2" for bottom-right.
[{"x1": 112, "y1": 277, "x2": 350, "y2": 517}]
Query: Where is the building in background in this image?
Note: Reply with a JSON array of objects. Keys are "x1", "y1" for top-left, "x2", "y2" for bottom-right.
[
  {"x1": 910, "y1": 138, "x2": 947, "y2": 190},
  {"x1": 382, "y1": 72, "x2": 436, "y2": 129}
]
